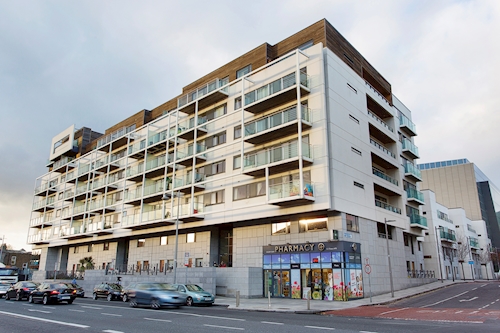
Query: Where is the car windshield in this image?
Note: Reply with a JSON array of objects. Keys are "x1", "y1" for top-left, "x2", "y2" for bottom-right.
[
  {"x1": 186, "y1": 284, "x2": 204, "y2": 292},
  {"x1": 0, "y1": 284, "x2": 10, "y2": 290},
  {"x1": 51, "y1": 283, "x2": 70, "y2": 289},
  {"x1": 24, "y1": 282, "x2": 38, "y2": 287},
  {"x1": 109, "y1": 284, "x2": 122, "y2": 290}
]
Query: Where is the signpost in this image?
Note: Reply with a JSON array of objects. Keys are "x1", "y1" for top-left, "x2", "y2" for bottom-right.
[{"x1": 365, "y1": 258, "x2": 372, "y2": 303}]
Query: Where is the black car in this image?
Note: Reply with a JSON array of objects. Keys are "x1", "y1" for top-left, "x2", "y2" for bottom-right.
[
  {"x1": 67, "y1": 283, "x2": 85, "y2": 297},
  {"x1": 28, "y1": 282, "x2": 76, "y2": 305},
  {"x1": 93, "y1": 282, "x2": 122, "y2": 301},
  {"x1": 5, "y1": 281, "x2": 39, "y2": 301}
]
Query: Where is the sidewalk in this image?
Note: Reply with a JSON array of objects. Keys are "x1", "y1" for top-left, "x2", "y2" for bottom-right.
[{"x1": 213, "y1": 280, "x2": 464, "y2": 313}]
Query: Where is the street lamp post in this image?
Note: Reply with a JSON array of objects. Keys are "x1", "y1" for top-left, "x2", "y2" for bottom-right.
[
  {"x1": 384, "y1": 218, "x2": 395, "y2": 298},
  {"x1": 0, "y1": 235, "x2": 5, "y2": 265},
  {"x1": 467, "y1": 236, "x2": 475, "y2": 280},
  {"x1": 435, "y1": 226, "x2": 444, "y2": 283},
  {"x1": 163, "y1": 191, "x2": 181, "y2": 284}
]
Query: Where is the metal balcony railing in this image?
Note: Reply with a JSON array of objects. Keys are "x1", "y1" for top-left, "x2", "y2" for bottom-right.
[
  {"x1": 372, "y1": 168, "x2": 398, "y2": 186},
  {"x1": 375, "y1": 199, "x2": 401, "y2": 214}
]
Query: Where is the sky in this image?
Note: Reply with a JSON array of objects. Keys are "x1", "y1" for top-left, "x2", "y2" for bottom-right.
[{"x1": 1, "y1": 0, "x2": 499, "y2": 251}]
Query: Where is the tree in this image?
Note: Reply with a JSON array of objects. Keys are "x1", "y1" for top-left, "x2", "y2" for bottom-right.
[
  {"x1": 456, "y1": 236, "x2": 470, "y2": 280},
  {"x1": 479, "y1": 248, "x2": 492, "y2": 280},
  {"x1": 78, "y1": 257, "x2": 95, "y2": 272}
]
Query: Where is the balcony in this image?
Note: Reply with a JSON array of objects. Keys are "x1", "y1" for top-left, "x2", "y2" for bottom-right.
[
  {"x1": 370, "y1": 138, "x2": 396, "y2": 159},
  {"x1": 71, "y1": 204, "x2": 87, "y2": 220},
  {"x1": 177, "y1": 202, "x2": 204, "y2": 222},
  {"x1": 128, "y1": 139, "x2": 147, "y2": 159},
  {"x1": 244, "y1": 105, "x2": 312, "y2": 145},
  {"x1": 177, "y1": 118, "x2": 208, "y2": 141},
  {"x1": 367, "y1": 109, "x2": 394, "y2": 133},
  {"x1": 88, "y1": 198, "x2": 116, "y2": 214},
  {"x1": 244, "y1": 70, "x2": 310, "y2": 114},
  {"x1": 122, "y1": 209, "x2": 173, "y2": 230},
  {"x1": 34, "y1": 182, "x2": 49, "y2": 195},
  {"x1": 365, "y1": 81, "x2": 391, "y2": 107},
  {"x1": 147, "y1": 130, "x2": 168, "y2": 154},
  {"x1": 243, "y1": 140, "x2": 313, "y2": 177},
  {"x1": 124, "y1": 187, "x2": 143, "y2": 206},
  {"x1": 142, "y1": 182, "x2": 164, "y2": 204},
  {"x1": 404, "y1": 163, "x2": 422, "y2": 182},
  {"x1": 172, "y1": 173, "x2": 205, "y2": 194},
  {"x1": 96, "y1": 125, "x2": 135, "y2": 152},
  {"x1": 177, "y1": 78, "x2": 229, "y2": 114},
  {"x1": 126, "y1": 164, "x2": 144, "y2": 182},
  {"x1": 402, "y1": 138, "x2": 419, "y2": 159},
  {"x1": 406, "y1": 188, "x2": 425, "y2": 205},
  {"x1": 176, "y1": 143, "x2": 207, "y2": 167},
  {"x1": 375, "y1": 199, "x2": 401, "y2": 214},
  {"x1": 469, "y1": 237, "x2": 480, "y2": 249},
  {"x1": 372, "y1": 167, "x2": 398, "y2": 186},
  {"x1": 268, "y1": 181, "x2": 315, "y2": 207},
  {"x1": 439, "y1": 229, "x2": 456, "y2": 242},
  {"x1": 409, "y1": 214, "x2": 428, "y2": 229},
  {"x1": 144, "y1": 154, "x2": 167, "y2": 179},
  {"x1": 87, "y1": 219, "x2": 113, "y2": 235},
  {"x1": 399, "y1": 114, "x2": 417, "y2": 136},
  {"x1": 29, "y1": 216, "x2": 52, "y2": 228},
  {"x1": 52, "y1": 156, "x2": 76, "y2": 173},
  {"x1": 28, "y1": 234, "x2": 50, "y2": 245}
]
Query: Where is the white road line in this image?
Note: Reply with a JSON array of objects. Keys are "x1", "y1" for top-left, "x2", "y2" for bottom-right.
[
  {"x1": 144, "y1": 317, "x2": 172, "y2": 322},
  {"x1": 470, "y1": 310, "x2": 479, "y2": 314},
  {"x1": 168, "y1": 311, "x2": 245, "y2": 321},
  {"x1": 22, "y1": 304, "x2": 33, "y2": 306},
  {"x1": 28, "y1": 309, "x2": 51, "y2": 314},
  {"x1": 42, "y1": 306, "x2": 56, "y2": 309},
  {"x1": 261, "y1": 321, "x2": 284, "y2": 325},
  {"x1": 101, "y1": 313, "x2": 122, "y2": 317},
  {"x1": 378, "y1": 307, "x2": 409, "y2": 315},
  {"x1": 420, "y1": 291, "x2": 469, "y2": 308},
  {"x1": 304, "y1": 326, "x2": 335, "y2": 330},
  {"x1": 455, "y1": 310, "x2": 463, "y2": 314},
  {"x1": 472, "y1": 287, "x2": 477, "y2": 290},
  {"x1": 204, "y1": 324, "x2": 244, "y2": 330},
  {"x1": 359, "y1": 331, "x2": 377, "y2": 333},
  {"x1": 480, "y1": 304, "x2": 490, "y2": 309},
  {"x1": 69, "y1": 309, "x2": 85, "y2": 312},
  {"x1": 103, "y1": 330, "x2": 124, "y2": 333},
  {"x1": 0, "y1": 310, "x2": 89, "y2": 328},
  {"x1": 81, "y1": 305, "x2": 103, "y2": 309}
]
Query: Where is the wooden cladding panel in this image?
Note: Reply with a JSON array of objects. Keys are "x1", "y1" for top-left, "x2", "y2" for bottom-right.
[
  {"x1": 271, "y1": 19, "x2": 326, "y2": 59},
  {"x1": 151, "y1": 99, "x2": 177, "y2": 119},
  {"x1": 105, "y1": 109, "x2": 151, "y2": 135}
]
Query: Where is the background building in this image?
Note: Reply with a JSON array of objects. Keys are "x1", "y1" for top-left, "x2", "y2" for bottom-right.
[{"x1": 28, "y1": 19, "x2": 433, "y2": 300}]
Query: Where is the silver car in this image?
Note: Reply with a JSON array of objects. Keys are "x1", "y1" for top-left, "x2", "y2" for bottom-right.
[{"x1": 128, "y1": 283, "x2": 187, "y2": 309}]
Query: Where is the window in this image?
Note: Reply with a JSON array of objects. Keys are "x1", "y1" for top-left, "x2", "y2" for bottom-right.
[
  {"x1": 353, "y1": 181, "x2": 364, "y2": 189},
  {"x1": 298, "y1": 40, "x2": 314, "y2": 51},
  {"x1": 159, "y1": 259, "x2": 165, "y2": 272},
  {"x1": 234, "y1": 97, "x2": 242, "y2": 110},
  {"x1": 187, "y1": 233, "x2": 195, "y2": 243},
  {"x1": 234, "y1": 125, "x2": 241, "y2": 139},
  {"x1": 103, "y1": 242, "x2": 109, "y2": 251},
  {"x1": 58, "y1": 192, "x2": 63, "y2": 200},
  {"x1": 199, "y1": 104, "x2": 227, "y2": 124},
  {"x1": 219, "y1": 76, "x2": 229, "y2": 87},
  {"x1": 233, "y1": 155, "x2": 241, "y2": 169},
  {"x1": 377, "y1": 222, "x2": 393, "y2": 239},
  {"x1": 236, "y1": 65, "x2": 251, "y2": 78},
  {"x1": 204, "y1": 131, "x2": 226, "y2": 149},
  {"x1": 73, "y1": 247, "x2": 79, "y2": 254},
  {"x1": 137, "y1": 239, "x2": 145, "y2": 247},
  {"x1": 351, "y1": 147, "x2": 362, "y2": 156},
  {"x1": 198, "y1": 160, "x2": 226, "y2": 178},
  {"x1": 199, "y1": 190, "x2": 225, "y2": 206},
  {"x1": 88, "y1": 244, "x2": 93, "y2": 252},
  {"x1": 233, "y1": 181, "x2": 266, "y2": 200},
  {"x1": 272, "y1": 222, "x2": 290, "y2": 235},
  {"x1": 160, "y1": 236, "x2": 167, "y2": 246},
  {"x1": 349, "y1": 114, "x2": 359, "y2": 124},
  {"x1": 404, "y1": 233, "x2": 409, "y2": 246},
  {"x1": 299, "y1": 217, "x2": 328, "y2": 233},
  {"x1": 346, "y1": 214, "x2": 359, "y2": 232}
]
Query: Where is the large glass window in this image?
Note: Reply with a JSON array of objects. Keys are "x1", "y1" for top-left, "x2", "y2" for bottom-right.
[
  {"x1": 346, "y1": 214, "x2": 359, "y2": 233},
  {"x1": 299, "y1": 217, "x2": 328, "y2": 233},
  {"x1": 236, "y1": 65, "x2": 252, "y2": 78},
  {"x1": 271, "y1": 222, "x2": 290, "y2": 235}
]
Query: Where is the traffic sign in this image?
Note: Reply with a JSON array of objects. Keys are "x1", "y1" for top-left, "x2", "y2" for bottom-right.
[{"x1": 364, "y1": 264, "x2": 372, "y2": 274}]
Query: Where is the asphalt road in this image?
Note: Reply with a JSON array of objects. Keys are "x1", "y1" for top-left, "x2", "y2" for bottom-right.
[{"x1": 0, "y1": 283, "x2": 498, "y2": 333}]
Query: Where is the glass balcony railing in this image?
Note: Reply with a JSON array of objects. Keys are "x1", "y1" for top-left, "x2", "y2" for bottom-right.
[
  {"x1": 88, "y1": 198, "x2": 115, "y2": 211},
  {"x1": 75, "y1": 184, "x2": 88, "y2": 195},
  {"x1": 178, "y1": 78, "x2": 228, "y2": 108},
  {"x1": 122, "y1": 213, "x2": 141, "y2": 227},
  {"x1": 53, "y1": 156, "x2": 75, "y2": 170},
  {"x1": 176, "y1": 143, "x2": 206, "y2": 161},
  {"x1": 370, "y1": 139, "x2": 396, "y2": 158},
  {"x1": 146, "y1": 154, "x2": 166, "y2": 171},
  {"x1": 399, "y1": 114, "x2": 417, "y2": 135},
  {"x1": 243, "y1": 141, "x2": 311, "y2": 170},
  {"x1": 144, "y1": 183, "x2": 164, "y2": 197},
  {"x1": 35, "y1": 183, "x2": 49, "y2": 193},
  {"x1": 72, "y1": 205, "x2": 86, "y2": 215},
  {"x1": 126, "y1": 164, "x2": 144, "y2": 178},
  {"x1": 269, "y1": 181, "x2": 314, "y2": 200},
  {"x1": 409, "y1": 214, "x2": 428, "y2": 228},
  {"x1": 402, "y1": 138, "x2": 419, "y2": 157},
  {"x1": 375, "y1": 199, "x2": 401, "y2": 214},
  {"x1": 142, "y1": 209, "x2": 164, "y2": 222},
  {"x1": 440, "y1": 229, "x2": 456, "y2": 242},
  {"x1": 110, "y1": 150, "x2": 127, "y2": 163},
  {"x1": 30, "y1": 216, "x2": 47, "y2": 227},
  {"x1": 372, "y1": 168, "x2": 398, "y2": 186},
  {"x1": 91, "y1": 178, "x2": 107, "y2": 190},
  {"x1": 28, "y1": 233, "x2": 50, "y2": 243},
  {"x1": 78, "y1": 164, "x2": 90, "y2": 176},
  {"x1": 244, "y1": 70, "x2": 309, "y2": 106},
  {"x1": 97, "y1": 125, "x2": 135, "y2": 149},
  {"x1": 367, "y1": 110, "x2": 393, "y2": 132},
  {"x1": 148, "y1": 130, "x2": 168, "y2": 146},
  {"x1": 404, "y1": 163, "x2": 422, "y2": 179},
  {"x1": 124, "y1": 187, "x2": 143, "y2": 201},
  {"x1": 128, "y1": 139, "x2": 147, "y2": 155},
  {"x1": 406, "y1": 188, "x2": 424, "y2": 202},
  {"x1": 177, "y1": 118, "x2": 196, "y2": 134},
  {"x1": 244, "y1": 105, "x2": 310, "y2": 137},
  {"x1": 469, "y1": 237, "x2": 480, "y2": 248}
]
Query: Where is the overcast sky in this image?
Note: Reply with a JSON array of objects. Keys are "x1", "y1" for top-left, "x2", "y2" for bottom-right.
[{"x1": 1, "y1": 0, "x2": 499, "y2": 251}]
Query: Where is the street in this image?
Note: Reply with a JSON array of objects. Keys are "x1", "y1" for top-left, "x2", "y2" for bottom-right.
[{"x1": 0, "y1": 282, "x2": 499, "y2": 333}]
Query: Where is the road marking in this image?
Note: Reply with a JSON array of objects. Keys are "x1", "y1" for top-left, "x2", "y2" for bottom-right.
[
  {"x1": 359, "y1": 331, "x2": 377, "y2": 333},
  {"x1": 470, "y1": 311, "x2": 479, "y2": 314},
  {"x1": 472, "y1": 288, "x2": 478, "y2": 290},
  {"x1": 42, "y1": 306, "x2": 56, "y2": 309},
  {"x1": 0, "y1": 310, "x2": 89, "y2": 328},
  {"x1": 304, "y1": 326, "x2": 335, "y2": 330},
  {"x1": 261, "y1": 321, "x2": 284, "y2": 325},
  {"x1": 168, "y1": 311, "x2": 245, "y2": 321},
  {"x1": 378, "y1": 308, "x2": 409, "y2": 315},
  {"x1": 420, "y1": 291, "x2": 469, "y2": 308},
  {"x1": 459, "y1": 297, "x2": 478, "y2": 302},
  {"x1": 81, "y1": 305, "x2": 103, "y2": 309},
  {"x1": 480, "y1": 304, "x2": 490, "y2": 309},
  {"x1": 28, "y1": 309, "x2": 51, "y2": 314},
  {"x1": 204, "y1": 324, "x2": 244, "y2": 330},
  {"x1": 22, "y1": 304, "x2": 33, "y2": 306},
  {"x1": 101, "y1": 313, "x2": 122, "y2": 317},
  {"x1": 103, "y1": 330, "x2": 124, "y2": 333},
  {"x1": 69, "y1": 309, "x2": 85, "y2": 313},
  {"x1": 144, "y1": 318, "x2": 172, "y2": 322},
  {"x1": 455, "y1": 310, "x2": 463, "y2": 314}
]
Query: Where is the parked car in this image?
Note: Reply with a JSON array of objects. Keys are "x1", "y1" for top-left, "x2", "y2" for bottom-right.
[
  {"x1": 121, "y1": 282, "x2": 139, "y2": 302},
  {"x1": 67, "y1": 283, "x2": 85, "y2": 297},
  {"x1": 93, "y1": 282, "x2": 122, "y2": 301},
  {"x1": 5, "y1": 281, "x2": 39, "y2": 301},
  {"x1": 0, "y1": 282, "x2": 11, "y2": 298},
  {"x1": 128, "y1": 282, "x2": 187, "y2": 309},
  {"x1": 28, "y1": 283, "x2": 76, "y2": 305},
  {"x1": 172, "y1": 283, "x2": 214, "y2": 306}
]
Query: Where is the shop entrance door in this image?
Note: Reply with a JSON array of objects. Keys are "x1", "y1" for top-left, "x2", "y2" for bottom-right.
[{"x1": 268, "y1": 270, "x2": 290, "y2": 298}]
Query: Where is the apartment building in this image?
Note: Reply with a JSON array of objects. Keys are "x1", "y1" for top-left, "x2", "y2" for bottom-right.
[
  {"x1": 421, "y1": 190, "x2": 494, "y2": 280},
  {"x1": 28, "y1": 19, "x2": 430, "y2": 301}
]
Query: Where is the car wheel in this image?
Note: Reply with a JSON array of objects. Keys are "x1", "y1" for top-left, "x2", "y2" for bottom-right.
[
  {"x1": 150, "y1": 298, "x2": 161, "y2": 309},
  {"x1": 16, "y1": 292, "x2": 22, "y2": 301},
  {"x1": 5, "y1": 293, "x2": 10, "y2": 300},
  {"x1": 42, "y1": 295, "x2": 49, "y2": 305},
  {"x1": 93, "y1": 292, "x2": 98, "y2": 300},
  {"x1": 186, "y1": 297, "x2": 193, "y2": 306},
  {"x1": 107, "y1": 294, "x2": 112, "y2": 301},
  {"x1": 28, "y1": 295, "x2": 34, "y2": 303},
  {"x1": 67, "y1": 299, "x2": 73, "y2": 304},
  {"x1": 122, "y1": 294, "x2": 128, "y2": 302},
  {"x1": 129, "y1": 298, "x2": 137, "y2": 308}
]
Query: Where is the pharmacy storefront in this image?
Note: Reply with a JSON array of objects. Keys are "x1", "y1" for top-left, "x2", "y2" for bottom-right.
[{"x1": 262, "y1": 241, "x2": 363, "y2": 301}]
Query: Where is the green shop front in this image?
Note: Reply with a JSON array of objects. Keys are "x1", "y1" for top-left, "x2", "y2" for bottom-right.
[{"x1": 262, "y1": 241, "x2": 363, "y2": 301}]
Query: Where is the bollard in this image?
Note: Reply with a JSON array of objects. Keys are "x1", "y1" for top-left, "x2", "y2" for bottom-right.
[
  {"x1": 236, "y1": 290, "x2": 240, "y2": 307},
  {"x1": 268, "y1": 284, "x2": 271, "y2": 308},
  {"x1": 307, "y1": 290, "x2": 311, "y2": 310}
]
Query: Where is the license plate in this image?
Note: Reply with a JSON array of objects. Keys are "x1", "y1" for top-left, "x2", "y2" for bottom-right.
[
  {"x1": 204, "y1": 297, "x2": 212, "y2": 300},
  {"x1": 61, "y1": 296, "x2": 70, "y2": 300}
]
